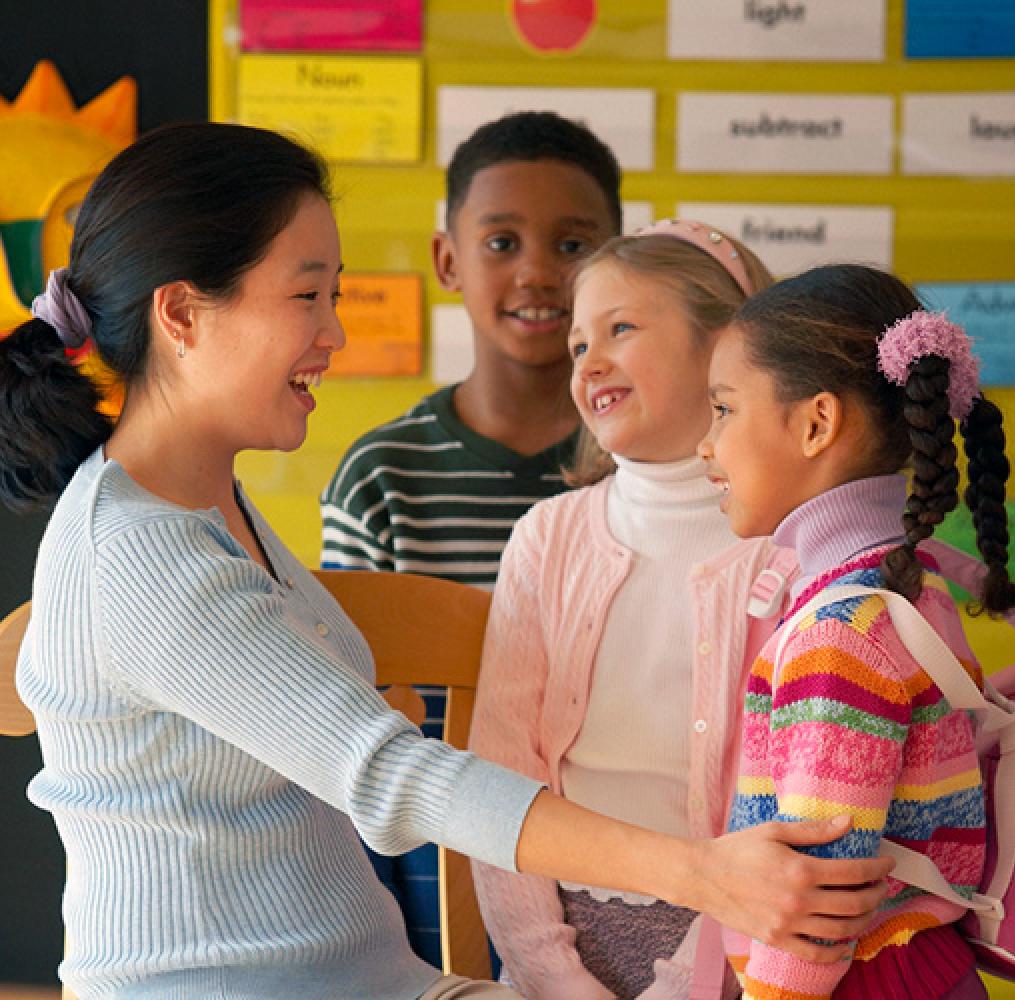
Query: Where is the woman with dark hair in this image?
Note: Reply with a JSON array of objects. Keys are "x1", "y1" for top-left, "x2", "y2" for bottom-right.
[{"x1": 0, "y1": 124, "x2": 893, "y2": 999}]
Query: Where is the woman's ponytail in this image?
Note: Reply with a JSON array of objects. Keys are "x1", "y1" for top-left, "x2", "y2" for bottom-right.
[
  {"x1": 0, "y1": 121, "x2": 331, "y2": 513},
  {"x1": 0, "y1": 319, "x2": 112, "y2": 511}
]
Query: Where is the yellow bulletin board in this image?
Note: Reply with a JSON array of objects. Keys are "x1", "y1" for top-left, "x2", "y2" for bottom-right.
[{"x1": 210, "y1": 0, "x2": 1014, "y2": 716}]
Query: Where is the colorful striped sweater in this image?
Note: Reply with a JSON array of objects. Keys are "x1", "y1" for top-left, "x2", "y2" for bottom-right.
[{"x1": 724, "y1": 551, "x2": 986, "y2": 999}]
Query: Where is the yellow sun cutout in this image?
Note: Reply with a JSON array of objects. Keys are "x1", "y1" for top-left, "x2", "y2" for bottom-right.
[{"x1": 0, "y1": 60, "x2": 136, "y2": 334}]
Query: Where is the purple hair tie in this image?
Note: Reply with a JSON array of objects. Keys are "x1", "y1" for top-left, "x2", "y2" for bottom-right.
[
  {"x1": 31, "y1": 268, "x2": 93, "y2": 350},
  {"x1": 877, "y1": 310, "x2": 980, "y2": 420}
]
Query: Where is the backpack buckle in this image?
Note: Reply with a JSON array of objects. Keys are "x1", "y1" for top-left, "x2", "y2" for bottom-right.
[{"x1": 748, "y1": 569, "x2": 789, "y2": 619}]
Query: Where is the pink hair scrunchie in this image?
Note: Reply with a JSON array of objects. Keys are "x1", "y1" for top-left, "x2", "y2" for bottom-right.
[
  {"x1": 877, "y1": 310, "x2": 980, "y2": 420},
  {"x1": 30, "y1": 267, "x2": 93, "y2": 350}
]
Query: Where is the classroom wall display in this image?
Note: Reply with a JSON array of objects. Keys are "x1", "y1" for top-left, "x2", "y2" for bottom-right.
[
  {"x1": 902, "y1": 92, "x2": 1015, "y2": 176},
  {"x1": 677, "y1": 202, "x2": 894, "y2": 275},
  {"x1": 436, "y1": 84, "x2": 656, "y2": 170},
  {"x1": 0, "y1": 61, "x2": 136, "y2": 334},
  {"x1": 667, "y1": 0, "x2": 886, "y2": 62},
  {"x1": 917, "y1": 282, "x2": 1015, "y2": 387},
  {"x1": 240, "y1": 0, "x2": 424, "y2": 52},
  {"x1": 236, "y1": 52, "x2": 423, "y2": 162},
  {"x1": 508, "y1": 0, "x2": 599, "y2": 54},
  {"x1": 209, "y1": 1, "x2": 1015, "y2": 643},
  {"x1": 905, "y1": 0, "x2": 1015, "y2": 59},
  {"x1": 327, "y1": 273, "x2": 423, "y2": 377},
  {"x1": 676, "y1": 93, "x2": 895, "y2": 175}
]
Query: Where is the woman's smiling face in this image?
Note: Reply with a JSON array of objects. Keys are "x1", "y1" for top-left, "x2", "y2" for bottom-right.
[{"x1": 187, "y1": 193, "x2": 346, "y2": 457}]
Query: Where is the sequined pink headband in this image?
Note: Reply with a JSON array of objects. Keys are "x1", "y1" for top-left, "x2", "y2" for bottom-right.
[
  {"x1": 877, "y1": 310, "x2": 980, "y2": 420},
  {"x1": 634, "y1": 219, "x2": 753, "y2": 297},
  {"x1": 30, "y1": 268, "x2": 92, "y2": 350}
]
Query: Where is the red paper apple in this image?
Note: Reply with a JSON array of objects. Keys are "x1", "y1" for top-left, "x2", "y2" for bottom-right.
[{"x1": 510, "y1": 0, "x2": 598, "y2": 53}]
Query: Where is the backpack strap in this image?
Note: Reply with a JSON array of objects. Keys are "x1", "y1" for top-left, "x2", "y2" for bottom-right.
[
  {"x1": 689, "y1": 915, "x2": 729, "y2": 1000},
  {"x1": 775, "y1": 584, "x2": 1011, "y2": 732},
  {"x1": 922, "y1": 538, "x2": 1015, "y2": 632},
  {"x1": 773, "y1": 582, "x2": 1015, "y2": 916},
  {"x1": 747, "y1": 545, "x2": 797, "y2": 619}
]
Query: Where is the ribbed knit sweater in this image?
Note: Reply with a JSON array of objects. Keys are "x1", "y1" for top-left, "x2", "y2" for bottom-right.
[
  {"x1": 17, "y1": 449, "x2": 542, "y2": 1000},
  {"x1": 723, "y1": 476, "x2": 986, "y2": 999}
]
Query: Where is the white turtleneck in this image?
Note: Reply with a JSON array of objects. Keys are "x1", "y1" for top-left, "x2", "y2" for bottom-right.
[{"x1": 561, "y1": 455, "x2": 738, "y2": 845}]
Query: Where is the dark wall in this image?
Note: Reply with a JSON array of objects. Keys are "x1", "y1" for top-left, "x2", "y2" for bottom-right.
[
  {"x1": 1, "y1": 0, "x2": 208, "y2": 133},
  {"x1": 0, "y1": 1, "x2": 209, "y2": 983}
]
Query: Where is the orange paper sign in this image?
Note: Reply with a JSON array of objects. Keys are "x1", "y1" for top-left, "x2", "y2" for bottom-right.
[{"x1": 328, "y1": 272, "x2": 422, "y2": 377}]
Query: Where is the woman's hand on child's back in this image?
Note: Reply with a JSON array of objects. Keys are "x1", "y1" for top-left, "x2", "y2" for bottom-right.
[{"x1": 688, "y1": 815, "x2": 894, "y2": 963}]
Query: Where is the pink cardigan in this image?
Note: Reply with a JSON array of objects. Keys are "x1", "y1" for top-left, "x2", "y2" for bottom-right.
[{"x1": 469, "y1": 479, "x2": 793, "y2": 1000}]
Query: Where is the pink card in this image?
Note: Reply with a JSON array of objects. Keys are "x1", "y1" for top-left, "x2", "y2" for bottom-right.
[{"x1": 241, "y1": 0, "x2": 422, "y2": 53}]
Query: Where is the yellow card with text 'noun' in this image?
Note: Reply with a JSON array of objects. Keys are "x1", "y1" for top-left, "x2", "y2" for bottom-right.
[
  {"x1": 236, "y1": 53, "x2": 422, "y2": 164},
  {"x1": 328, "y1": 273, "x2": 422, "y2": 377}
]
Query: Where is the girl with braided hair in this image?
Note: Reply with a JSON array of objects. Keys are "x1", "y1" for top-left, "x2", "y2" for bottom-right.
[{"x1": 698, "y1": 263, "x2": 1014, "y2": 1000}]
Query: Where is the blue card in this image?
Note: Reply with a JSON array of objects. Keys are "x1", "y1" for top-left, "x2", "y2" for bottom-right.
[
  {"x1": 906, "y1": 0, "x2": 1015, "y2": 58},
  {"x1": 916, "y1": 282, "x2": 1015, "y2": 387}
]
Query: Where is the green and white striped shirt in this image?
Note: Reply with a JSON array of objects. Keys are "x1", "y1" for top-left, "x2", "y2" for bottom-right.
[{"x1": 320, "y1": 386, "x2": 576, "y2": 589}]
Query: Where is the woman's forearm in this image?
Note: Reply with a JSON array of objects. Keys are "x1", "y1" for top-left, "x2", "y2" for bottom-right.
[{"x1": 516, "y1": 790, "x2": 895, "y2": 964}]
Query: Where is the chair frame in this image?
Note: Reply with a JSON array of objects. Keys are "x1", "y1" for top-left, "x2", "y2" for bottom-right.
[{"x1": 312, "y1": 569, "x2": 493, "y2": 980}]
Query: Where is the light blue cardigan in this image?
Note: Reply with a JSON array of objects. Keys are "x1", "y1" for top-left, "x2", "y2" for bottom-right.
[{"x1": 18, "y1": 449, "x2": 541, "y2": 999}]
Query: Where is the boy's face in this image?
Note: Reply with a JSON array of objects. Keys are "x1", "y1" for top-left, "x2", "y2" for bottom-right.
[{"x1": 433, "y1": 159, "x2": 617, "y2": 373}]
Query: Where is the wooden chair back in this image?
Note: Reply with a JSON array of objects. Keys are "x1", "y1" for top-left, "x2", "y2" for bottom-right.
[
  {"x1": 0, "y1": 601, "x2": 33, "y2": 737},
  {"x1": 312, "y1": 569, "x2": 493, "y2": 981},
  {"x1": 0, "y1": 602, "x2": 77, "y2": 999}
]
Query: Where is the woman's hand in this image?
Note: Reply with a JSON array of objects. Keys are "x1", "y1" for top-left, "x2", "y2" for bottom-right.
[
  {"x1": 682, "y1": 816, "x2": 893, "y2": 963},
  {"x1": 516, "y1": 793, "x2": 892, "y2": 965}
]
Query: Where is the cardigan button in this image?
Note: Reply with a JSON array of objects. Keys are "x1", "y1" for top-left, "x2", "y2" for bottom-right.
[
  {"x1": 694, "y1": 719, "x2": 707, "y2": 734},
  {"x1": 316, "y1": 622, "x2": 330, "y2": 637},
  {"x1": 697, "y1": 641, "x2": 711, "y2": 656}
]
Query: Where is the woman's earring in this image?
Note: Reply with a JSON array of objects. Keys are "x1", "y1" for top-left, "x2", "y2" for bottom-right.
[{"x1": 176, "y1": 335, "x2": 185, "y2": 359}]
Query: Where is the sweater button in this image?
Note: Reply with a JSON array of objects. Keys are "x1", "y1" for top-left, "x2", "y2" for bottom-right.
[
  {"x1": 697, "y1": 641, "x2": 711, "y2": 656},
  {"x1": 316, "y1": 622, "x2": 330, "y2": 637},
  {"x1": 694, "y1": 719, "x2": 707, "y2": 734}
]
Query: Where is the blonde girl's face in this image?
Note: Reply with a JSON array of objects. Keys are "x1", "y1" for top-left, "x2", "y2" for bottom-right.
[
  {"x1": 698, "y1": 325, "x2": 813, "y2": 537},
  {"x1": 568, "y1": 261, "x2": 715, "y2": 463}
]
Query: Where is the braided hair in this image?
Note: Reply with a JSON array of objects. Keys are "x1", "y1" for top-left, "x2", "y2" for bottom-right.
[
  {"x1": 962, "y1": 396, "x2": 1015, "y2": 612},
  {"x1": 734, "y1": 264, "x2": 1014, "y2": 614}
]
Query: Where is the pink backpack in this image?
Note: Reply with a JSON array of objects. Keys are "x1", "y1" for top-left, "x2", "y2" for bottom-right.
[{"x1": 777, "y1": 584, "x2": 1015, "y2": 982}]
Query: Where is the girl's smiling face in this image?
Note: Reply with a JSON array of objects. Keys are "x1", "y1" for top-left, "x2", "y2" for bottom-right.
[
  {"x1": 698, "y1": 324, "x2": 816, "y2": 537},
  {"x1": 568, "y1": 260, "x2": 715, "y2": 463}
]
